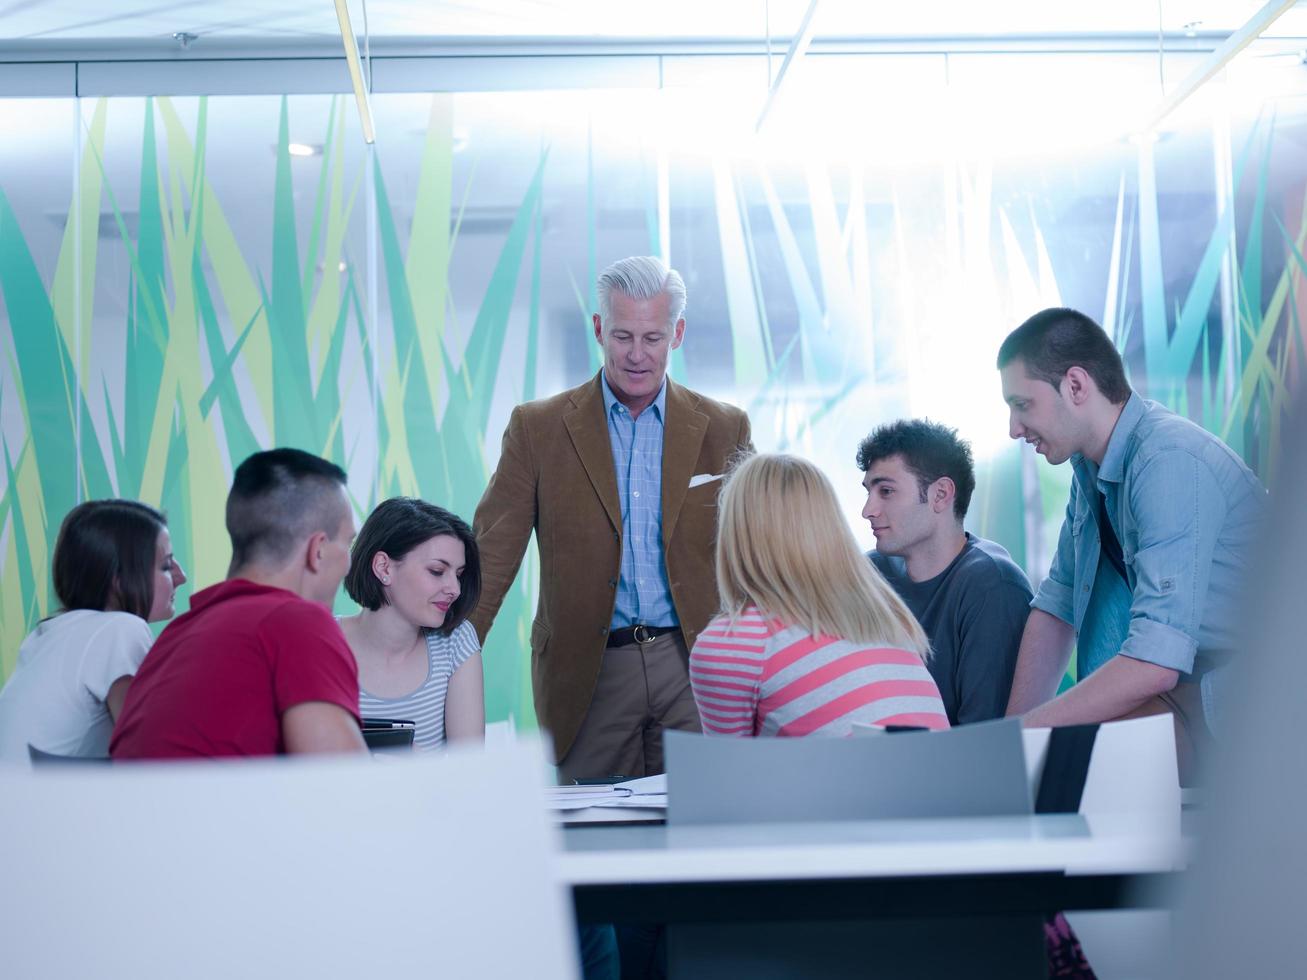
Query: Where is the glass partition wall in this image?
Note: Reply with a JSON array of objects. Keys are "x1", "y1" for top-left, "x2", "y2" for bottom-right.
[{"x1": 2, "y1": 50, "x2": 1304, "y2": 721}]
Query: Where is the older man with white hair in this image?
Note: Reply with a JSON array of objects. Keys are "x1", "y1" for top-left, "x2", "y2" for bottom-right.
[{"x1": 472, "y1": 256, "x2": 753, "y2": 781}]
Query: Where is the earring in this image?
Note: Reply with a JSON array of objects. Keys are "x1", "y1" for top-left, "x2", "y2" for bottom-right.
[{"x1": 382, "y1": 577, "x2": 390, "y2": 584}]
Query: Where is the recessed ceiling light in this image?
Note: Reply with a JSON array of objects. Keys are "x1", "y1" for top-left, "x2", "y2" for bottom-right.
[{"x1": 288, "y1": 142, "x2": 318, "y2": 157}]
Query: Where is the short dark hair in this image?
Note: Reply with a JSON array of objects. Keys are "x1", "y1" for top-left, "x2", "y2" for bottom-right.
[
  {"x1": 997, "y1": 307, "x2": 1131, "y2": 404},
  {"x1": 856, "y1": 419, "x2": 976, "y2": 522},
  {"x1": 226, "y1": 448, "x2": 349, "y2": 571},
  {"x1": 344, "y1": 497, "x2": 481, "y2": 637},
  {"x1": 52, "y1": 499, "x2": 167, "y2": 619}
]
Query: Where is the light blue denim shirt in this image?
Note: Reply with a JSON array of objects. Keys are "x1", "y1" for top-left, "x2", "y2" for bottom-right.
[
  {"x1": 601, "y1": 373, "x2": 678, "y2": 629},
  {"x1": 1031, "y1": 393, "x2": 1266, "y2": 728}
]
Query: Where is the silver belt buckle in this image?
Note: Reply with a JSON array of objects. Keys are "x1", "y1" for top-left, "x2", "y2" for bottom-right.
[{"x1": 632, "y1": 624, "x2": 654, "y2": 644}]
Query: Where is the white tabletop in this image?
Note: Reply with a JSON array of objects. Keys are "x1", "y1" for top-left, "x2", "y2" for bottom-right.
[{"x1": 556, "y1": 812, "x2": 1186, "y2": 886}]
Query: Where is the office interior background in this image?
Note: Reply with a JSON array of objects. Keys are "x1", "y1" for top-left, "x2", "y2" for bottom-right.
[{"x1": 2, "y1": 1, "x2": 1305, "y2": 730}]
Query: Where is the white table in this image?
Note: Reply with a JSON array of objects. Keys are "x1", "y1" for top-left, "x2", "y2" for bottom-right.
[
  {"x1": 561, "y1": 812, "x2": 1184, "y2": 884},
  {"x1": 557, "y1": 813, "x2": 1186, "y2": 979}
]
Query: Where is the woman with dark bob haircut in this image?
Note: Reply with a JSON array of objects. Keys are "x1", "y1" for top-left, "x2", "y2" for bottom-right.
[
  {"x1": 0, "y1": 499, "x2": 187, "y2": 762},
  {"x1": 338, "y1": 497, "x2": 484, "y2": 750}
]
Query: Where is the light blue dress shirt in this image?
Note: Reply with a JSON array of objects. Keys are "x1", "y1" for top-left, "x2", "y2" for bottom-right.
[
  {"x1": 601, "y1": 373, "x2": 678, "y2": 630},
  {"x1": 1031, "y1": 394, "x2": 1266, "y2": 730}
]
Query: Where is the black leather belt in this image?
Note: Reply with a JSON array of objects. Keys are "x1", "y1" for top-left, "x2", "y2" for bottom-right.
[{"x1": 606, "y1": 624, "x2": 679, "y2": 648}]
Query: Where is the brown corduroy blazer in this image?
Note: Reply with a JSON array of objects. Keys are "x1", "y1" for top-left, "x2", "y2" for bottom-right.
[{"x1": 470, "y1": 373, "x2": 753, "y2": 760}]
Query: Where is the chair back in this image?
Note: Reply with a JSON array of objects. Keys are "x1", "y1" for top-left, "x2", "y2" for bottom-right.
[
  {"x1": 0, "y1": 739, "x2": 576, "y2": 980},
  {"x1": 1023, "y1": 713, "x2": 1180, "y2": 819},
  {"x1": 665, "y1": 717, "x2": 1031, "y2": 826}
]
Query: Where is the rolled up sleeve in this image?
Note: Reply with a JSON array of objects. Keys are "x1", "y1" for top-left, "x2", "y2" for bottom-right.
[{"x1": 1118, "y1": 449, "x2": 1224, "y2": 675}]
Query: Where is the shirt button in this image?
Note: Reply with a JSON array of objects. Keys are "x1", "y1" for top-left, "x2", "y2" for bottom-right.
[
  {"x1": 633, "y1": 491, "x2": 640, "y2": 498},
  {"x1": 1083, "y1": 585, "x2": 1090, "y2": 593}
]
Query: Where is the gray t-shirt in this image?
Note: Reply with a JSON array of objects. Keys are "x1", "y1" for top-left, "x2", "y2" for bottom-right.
[
  {"x1": 356, "y1": 620, "x2": 480, "y2": 751},
  {"x1": 869, "y1": 533, "x2": 1032, "y2": 726}
]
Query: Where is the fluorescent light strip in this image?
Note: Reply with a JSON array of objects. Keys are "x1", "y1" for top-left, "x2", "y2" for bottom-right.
[
  {"x1": 756, "y1": 0, "x2": 822, "y2": 133},
  {"x1": 1143, "y1": 0, "x2": 1298, "y2": 132},
  {"x1": 333, "y1": 0, "x2": 376, "y2": 144}
]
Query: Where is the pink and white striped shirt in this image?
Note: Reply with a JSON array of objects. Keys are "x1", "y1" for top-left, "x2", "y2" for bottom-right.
[{"x1": 689, "y1": 606, "x2": 950, "y2": 737}]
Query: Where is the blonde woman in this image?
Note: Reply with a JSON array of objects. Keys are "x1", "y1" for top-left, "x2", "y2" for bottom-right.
[{"x1": 690, "y1": 453, "x2": 948, "y2": 736}]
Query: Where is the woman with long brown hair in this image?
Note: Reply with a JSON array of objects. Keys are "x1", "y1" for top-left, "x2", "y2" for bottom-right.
[{"x1": 0, "y1": 500, "x2": 186, "y2": 762}]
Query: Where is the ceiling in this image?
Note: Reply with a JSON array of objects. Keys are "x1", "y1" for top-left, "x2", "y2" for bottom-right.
[{"x1": 1, "y1": 0, "x2": 1305, "y2": 46}]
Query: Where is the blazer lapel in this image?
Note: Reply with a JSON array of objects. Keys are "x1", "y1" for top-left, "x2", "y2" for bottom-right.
[
  {"x1": 564, "y1": 375, "x2": 622, "y2": 533},
  {"x1": 661, "y1": 378, "x2": 709, "y2": 549}
]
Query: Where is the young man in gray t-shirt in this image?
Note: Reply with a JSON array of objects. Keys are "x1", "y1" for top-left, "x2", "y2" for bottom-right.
[{"x1": 858, "y1": 420, "x2": 1033, "y2": 726}]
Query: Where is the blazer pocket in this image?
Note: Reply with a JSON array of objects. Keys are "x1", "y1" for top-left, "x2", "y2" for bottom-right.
[
  {"x1": 530, "y1": 617, "x2": 552, "y2": 656},
  {"x1": 686, "y1": 479, "x2": 725, "y2": 503}
]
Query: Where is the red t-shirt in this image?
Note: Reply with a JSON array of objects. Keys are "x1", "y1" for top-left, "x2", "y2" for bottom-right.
[{"x1": 110, "y1": 580, "x2": 360, "y2": 759}]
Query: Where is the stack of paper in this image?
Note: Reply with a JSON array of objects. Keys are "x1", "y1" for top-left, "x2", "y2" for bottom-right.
[{"x1": 544, "y1": 774, "x2": 668, "y2": 811}]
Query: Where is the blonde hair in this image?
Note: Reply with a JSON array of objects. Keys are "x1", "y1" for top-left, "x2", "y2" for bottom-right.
[{"x1": 715, "y1": 453, "x2": 929, "y2": 658}]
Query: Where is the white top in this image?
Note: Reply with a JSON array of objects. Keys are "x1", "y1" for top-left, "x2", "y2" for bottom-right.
[
  {"x1": 357, "y1": 620, "x2": 479, "y2": 751},
  {"x1": 0, "y1": 610, "x2": 154, "y2": 763}
]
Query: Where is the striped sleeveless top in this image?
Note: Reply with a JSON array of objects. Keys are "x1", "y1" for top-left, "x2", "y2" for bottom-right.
[
  {"x1": 689, "y1": 606, "x2": 949, "y2": 737},
  {"x1": 357, "y1": 620, "x2": 480, "y2": 750}
]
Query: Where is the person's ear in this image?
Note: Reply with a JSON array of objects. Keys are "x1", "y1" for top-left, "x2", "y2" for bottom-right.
[
  {"x1": 1064, "y1": 366, "x2": 1093, "y2": 405},
  {"x1": 670, "y1": 317, "x2": 687, "y2": 350},
  {"x1": 371, "y1": 552, "x2": 392, "y2": 586},
  {"x1": 932, "y1": 477, "x2": 956, "y2": 515},
  {"x1": 304, "y1": 530, "x2": 329, "y2": 574},
  {"x1": 593, "y1": 313, "x2": 604, "y2": 345}
]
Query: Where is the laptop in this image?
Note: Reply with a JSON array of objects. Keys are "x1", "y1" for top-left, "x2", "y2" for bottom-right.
[{"x1": 665, "y1": 717, "x2": 1031, "y2": 826}]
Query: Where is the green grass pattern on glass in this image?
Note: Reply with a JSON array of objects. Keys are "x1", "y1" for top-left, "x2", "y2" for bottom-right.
[{"x1": 1, "y1": 93, "x2": 1303, "y2": 737}]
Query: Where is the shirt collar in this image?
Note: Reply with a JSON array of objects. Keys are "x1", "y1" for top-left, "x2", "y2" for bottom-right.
[
  {"x1": 1097, "y1": 392, "x2": 1144, "y2": 484},
  {"x1": 600, "y1": 371, "x2": 667, "y2": 421}
]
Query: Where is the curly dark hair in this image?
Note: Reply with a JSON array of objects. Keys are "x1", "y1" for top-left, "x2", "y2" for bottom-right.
[{"x1": 856, "y1": 419, "x2": 976, "y2": 522}]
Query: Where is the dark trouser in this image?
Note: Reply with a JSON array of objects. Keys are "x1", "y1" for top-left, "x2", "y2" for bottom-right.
[
  {"x1": 558, "y1": 631, "x2": 701, "y2": 783},
  {"x1": 578, "y1": 925, "x2": 619, "y2": 980}
]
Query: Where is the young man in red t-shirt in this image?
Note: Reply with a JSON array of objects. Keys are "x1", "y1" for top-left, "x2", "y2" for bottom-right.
[{"x1": 111, "y1": 449, "x2": 367, "y2": 758}]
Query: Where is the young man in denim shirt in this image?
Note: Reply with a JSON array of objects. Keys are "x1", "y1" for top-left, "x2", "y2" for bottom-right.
[{"x1": 998, "y1": 308, "x2": 1264, "y2": 781}]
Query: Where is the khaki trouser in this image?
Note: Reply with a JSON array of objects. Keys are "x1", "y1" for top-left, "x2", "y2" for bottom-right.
[{"x1": 557, "y1": 631, "x2": 701, "y2": 783}]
